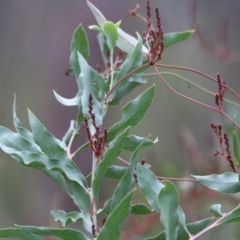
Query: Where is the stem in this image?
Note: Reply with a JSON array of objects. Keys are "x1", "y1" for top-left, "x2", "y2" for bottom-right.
[
  {"x1": 90, "y1": 152, "x2": 98, "y2": 237},
  {"x1": 190, "y1": 204, "x2": 240, "y2": 240},
  {"x1": 110, "y1": 49, "x2": 114, "y2": 89},
  {"x1": 66, "y1": 125, "x2": 78, "y2": 159}
]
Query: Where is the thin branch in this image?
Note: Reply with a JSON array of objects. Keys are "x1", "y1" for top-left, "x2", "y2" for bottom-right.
[
  {"x1": 156, "y1": 63, "x2": 240, "y2": 100},
  {"x1": 142, "y1": 71, "x2": 240, "y2": 109}
]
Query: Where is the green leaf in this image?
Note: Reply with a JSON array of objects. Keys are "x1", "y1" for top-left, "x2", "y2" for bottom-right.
[
  {"x1": 137, "y1": 163, "x2": 164, "y2": 212},
  {"x1": 89, "y1": 25, "x2": 104, "y2": 33},
  {"x1": 109, "y1": 76, "x2": 147, "y2": 105},
  {"x1": 98, "y1": 199, "x2": 112, "y2": 214},
  {"x1": 220, "y1": 207, "x2": 240, "y2": 224},
  {"x1": 53, "y1": 91, "x2": 81, "y2": 106},
  {"x1": 163, "y1": 30, "x2": 195, "y2": 49},
  {"x1": 192, "y1": 172, "x2": 240, "y2": 193},
  {"x1": 62, "y1": 120, "x2": 75, "y2": 146},
  {"x1": 13, "y1": 95, "x2": 36, "y2": 143},
  {"x1": 113, "y1": 33, "x2": 142, "y2": 84},
  {"x1": 147, "y1": 218, "x2": 213, "y2": 240},
  {"x1": 0, "y1": 228, "x2": 42, "y2": 240},
  {"x1": 209, "y1": 204, "x2": 223, "y2": 217},
  {"x1": 70, "y1": 24, "x2": 89, "y2": 77},
  {"x1": 108, "y1": 85, "x2": 155, "y2": 142},
  {"x1": 105, "y1": 165, "x2": 127, "y2": 180},
  {"x1": 77, "y1": 52, "x2": 104, "y2": 133},
  {"x1": 51, "y1": 210, "x2": 92, "y2": 233},
  {"x1": 97, "y1": 189, "x2": 134, "y2": 240},
  {"x1": 122, "y1": 135, "x2": 158, "y2": 152},
  {"x1": 158, "y1": 181, "x2": 179, "y2": 240},
  {"x1": 93, "y1": 128, "x2": 129, "y2": 204},
  {"x1": 97, "y1": 33, "x2": 110, "y2": 67},
  {"x1": 178, "y1": 206, "x2": 190, "y2": 237},
  {"x1": 109, "y1": 33, "x2": 145, "y2": 104},
  {"x1": 111, "y1": 139, "x2": 146, "y2": 211},
  {"x1": 103, "y1": 21, "x2": 118, "y2": 49},
  {"x1": 131, "y1": 203, "x2": 153, "y2": 215},
  {"x1": 233, "y1": 115, "x2": 240, "y2": 166},
  {"x1": 51, "y1": 210, "x2": 83, "y2": 227},
  {"x1": 15, "y1": 226, "x2": 90, "y2": 240}
]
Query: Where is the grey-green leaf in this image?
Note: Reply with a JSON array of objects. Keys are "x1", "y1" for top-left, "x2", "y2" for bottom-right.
[
  {"x1": 147, "y1": 218, "x2": 213, "y2": 240},
  {"x1": 131, "y1": 203, "x2": 153, "y2": 215},
  {"x1": 137, "y1": 163, "x2": 164, "y2": 212},
  {"x1": 93, "y1": 128, "x2": 129, "y2": 204},
  {"x1": 220, "y1": 207, "x2": 240, "y2": 224},
  {"x1": 192, "y1": 172, "x2": 240, "y2": 193},
  {"x1": 163, "y1": 30, "x2": 195, "y2": 49},
  {"x1": 53, "y1": 91, "x2": 81, "y2": 106},
  {"x1": 233, "y1": 115, "x2": 240, "y2": 166},
  {"x1": 111, "y1": 139, "x2": 145, "y2": 211},
  {"x1": 70, "y1": 24, "x2": 89, "y2": 77},
  {"x1": 104, "y1": 21, "x2": 118, "y2": 49},
  {"x1": 0, "y1": 228, "x2": 42, "y2": 240},
  {"x1": 209, "y1": 204, "x2": 223, "y2": 217},
  {"x1": 105, "y1": 165, "x2": 127, "y2": 180},
  {"x1": 97, "y1": 190, "x2": 134, "y2": 240},
  {"x1": 158, "y1": 181, "x2": 179, "y2": 240},
  {"x1": 15, "y1": 226, "x2": 90, "y2": 240},
  {"x1": 108, "y1": 85, "x2": 155, "y2": 142}
]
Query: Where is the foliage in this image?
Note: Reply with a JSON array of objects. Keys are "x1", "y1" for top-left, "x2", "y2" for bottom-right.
[{"x1": 1, "y1": 1, "x2": 240, "y2": 239}]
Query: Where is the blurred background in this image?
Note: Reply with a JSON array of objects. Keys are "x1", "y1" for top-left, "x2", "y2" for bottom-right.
[{"x1": 1, "y1": 0, "x2": 240, "y2": 239}]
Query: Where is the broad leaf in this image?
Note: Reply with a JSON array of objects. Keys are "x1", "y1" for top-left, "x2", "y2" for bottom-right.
[
  {"x1": 97, "y1": 190, "x2": 134, "y2": 240},
  {"x1": 163, "y1": 30, "x2": 195, "y2": 49},
  {"x1": 192, "y1": 172, "x2": 240, "y2": 193},
  {"x1": 70, "y1": 24, "x2": 89, "y2": 77},
  {"x1": 93, "y1": 128, "x2": 129, "y2": 204},
  {"x1": 158, "y1": 181, "x2": 179, "y2": 240},
  {"x1": 147, "y1": 218, "x2": 213, "y2": 240},
  {"x1": 137, "y1": 163, "x2": 164, "y2": 212},
  {"x1": 108, "y1": 85, "x2": 155, "y2": 142}
]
